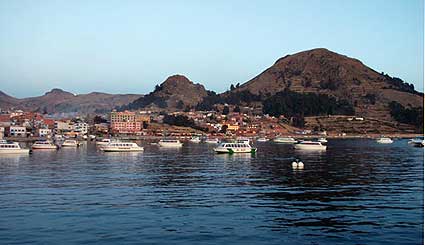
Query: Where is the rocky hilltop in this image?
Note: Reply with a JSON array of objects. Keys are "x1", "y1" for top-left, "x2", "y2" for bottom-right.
[
  {"x1": 0, "y1": 89, "x2": 142, "y2": 114},
  {"x1": 125, "y1": 75, "x2": 209, "y2": 110},
  {"x1": 235, "y1": 48, "x2": 423, "y2": 121}
]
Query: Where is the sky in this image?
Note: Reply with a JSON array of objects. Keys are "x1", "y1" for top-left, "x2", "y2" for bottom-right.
[{"x1": 0, "y1": 0, "x2": 423, "y2": 98}]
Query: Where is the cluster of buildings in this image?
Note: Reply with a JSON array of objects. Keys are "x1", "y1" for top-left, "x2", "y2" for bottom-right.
[
  {"x1": 0, "y1": 106, "x2": 306, "y2": 140},
  {"x1": 0, "y1": 110, "x2": 88, "y2": 139}
]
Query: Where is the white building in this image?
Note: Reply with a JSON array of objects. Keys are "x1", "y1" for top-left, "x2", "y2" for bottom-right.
[
  {"x1": 0, "y1": 127, "x2": 4, "y2": 139},
  {"x1": 55, "y1": 121, "x2": 73, "y2": 132},
  {"x1": 38, "y1": 128, "x2": 52, "y2": 138},
  {"x1": 9, "y1": 126, "x2": 26, "y2": 137},
  {"x1": 74, "y1": 122, "x2": 88, "y2": 134}
]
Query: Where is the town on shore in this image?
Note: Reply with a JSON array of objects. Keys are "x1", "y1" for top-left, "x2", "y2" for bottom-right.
[{"x1": 0, "y1": 107, "x2": 421, "y2": 143}]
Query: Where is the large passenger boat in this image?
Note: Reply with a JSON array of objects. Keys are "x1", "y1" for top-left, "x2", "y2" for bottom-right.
[
  {"x1": 100, "y1": 142, "x2": 144, "y2": 152},
  {"x1": 0, "y1": 140, "x2": 30, "y2": 154},
  {"x1": 214, "y1": 142, "x2": 257, "y2": 154},
  {"x1": 294, "y1": 141, "x2": 327, "y2": 150}
]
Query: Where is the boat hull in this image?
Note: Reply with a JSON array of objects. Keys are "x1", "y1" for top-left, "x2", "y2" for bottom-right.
[
  {"x1": 61, "y1": 144, "x2": 78, "y2": 147},
  {"x1": 158, "y1": 143, "x2": 183, "y2": 147},
  {"x1": 100, "y1": 147, "x2": 144, "y2": 152},
  {"x1": 32, "y1": 145, "x2": 57, "y2": 150},
  {"x1": 294, "y1": 144, "x2": 326, "y2": 150},
  {"x1": 0, "y1": 149, "x2": 30, "y2": 154},
  {"x1": 376, "y1": 140, "x2": 393, "y2": 144},
  {"x1": 214, "y1": 147, "x2": 257, "y2": 154}
]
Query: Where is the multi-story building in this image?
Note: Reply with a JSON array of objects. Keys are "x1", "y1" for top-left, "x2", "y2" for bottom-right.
[
  {"x1": 55, "y1": 121, "x2": 73, "y2": 133},
  {"x1": 74, "y1": 122, "x2": 88, "y2": 135},
  {"x1": 38, "y1": 128, "x2": 52, "y2": 138},
  {"x1": 110, "y1": 110, "x2": 148, "y2": 134},
  {"x1": 9, "y1": 126, "x2": 27, "y2": 137}
]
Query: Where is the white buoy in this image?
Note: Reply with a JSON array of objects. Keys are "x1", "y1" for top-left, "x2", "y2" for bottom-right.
[
  {"x1": 297, "y1": 161, "x2": 304, "y2": 169},
  {"x1": 291, "y1": 162, "x2": 298, "y2": 168}
]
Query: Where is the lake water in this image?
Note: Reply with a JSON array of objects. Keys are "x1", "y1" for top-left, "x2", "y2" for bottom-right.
[{"x1": 0, "y1": 139, "x2": 423, "y2": 244}]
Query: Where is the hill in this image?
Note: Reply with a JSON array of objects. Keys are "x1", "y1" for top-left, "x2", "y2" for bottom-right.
[
  {"x1": 233, "y1": 48, "x2": 423, "y2": 121},
  {"x1": 125, "y1": 75, "x2": 209, "y2": 111},
  {"x1": 0, "y1": 89, "x2": 142, "y2": 114}
]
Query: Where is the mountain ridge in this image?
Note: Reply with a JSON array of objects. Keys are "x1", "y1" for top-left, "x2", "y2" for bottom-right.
[{"x1": 0, "y1": 89, "x2": 142, "y2": 114}]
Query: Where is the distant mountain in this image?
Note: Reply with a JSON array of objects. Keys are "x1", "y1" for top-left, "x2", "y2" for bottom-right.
[
  {"x1": 0, "y1": 89, "x2": 142, "y2": 114},
  {"x1": 125, "y1": 75, "x2": 209, "y2": 110},
  {"x1": 231, "y1": 48, "x2": 423, "y2": 122}
]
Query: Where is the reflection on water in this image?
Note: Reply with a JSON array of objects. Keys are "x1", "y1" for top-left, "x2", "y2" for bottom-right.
[{"x1": 0, "y1": 139, "x2": 422, "y2": 244}]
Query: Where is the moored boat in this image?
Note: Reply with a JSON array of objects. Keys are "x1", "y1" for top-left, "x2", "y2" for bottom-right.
[
  {"x1": 257, "y1": 137, "x2": 269, "y2": 142},
  {"x1": 274, "y1": 137, "x2": 298, "y2": 144},
  {"x1": 408, "y1": 137, "x2": 424, "y2": 147},
  {"x1": 214, "y1": 142, "x2": 257, "y2": 154},
  {"x1": 205, "y1": 138, "x2": 220, "y2": 144},
  {"x1": 61, "y1": 139, "x2": 80, "y2": 147},
  {"x1": 158, "y1": 139, "x2": 183, "y2": 147},
  {"x1": 376, "y1": 137, "x2": 393, "y2": 144},
  {"x1": 32, "y1": 141, "x2": 58, "y2": 150},
  {"x1": 100, "y1": 141, "x2": 144, "y2": 152},
  {"x1": 0, "y1": 140, "x2": 30, "y2": 154},
  {"x1": 189, "y1": 136, "x2": 201, "y2": 143},
  {"x1": 294, "y1": 141, "x2": 327, "y2": 150}
]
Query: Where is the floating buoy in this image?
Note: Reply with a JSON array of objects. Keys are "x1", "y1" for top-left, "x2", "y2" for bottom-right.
[
  {"x1": 297, "y1": 161, "x2": 304, "y2": 169},
  {"x1": 292, "y1": 161, "x2": 298, "y2": 168}
]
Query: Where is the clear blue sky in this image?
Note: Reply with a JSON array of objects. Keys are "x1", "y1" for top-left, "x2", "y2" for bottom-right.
[{"x1": 0, "y1": 0, "x2": 423, "y2": 98}]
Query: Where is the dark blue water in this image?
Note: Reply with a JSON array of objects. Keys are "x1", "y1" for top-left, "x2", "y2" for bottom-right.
[{"x1": 0, "y1": 139, "x2": 423, "y2": 244}]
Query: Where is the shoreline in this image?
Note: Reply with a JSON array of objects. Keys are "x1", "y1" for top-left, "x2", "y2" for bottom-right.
[{"x1": 4, "y1": 133, "x2": 423, "y2": 142}]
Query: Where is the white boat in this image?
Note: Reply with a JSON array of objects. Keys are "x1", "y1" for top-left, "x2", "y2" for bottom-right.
[
  {"x1": 376, "y1": 137, "x2": 393, "y2": 144},
  {"x1": 89, "y1": 135, "x2": 96, "y2": 140},
  {"x1": 96, "y1": 138, "x2": 111, "y2": 146},
  {"x1": 32, "y1": 141, "x2": 58, "y2": 150},
  {"x1": 236, "y1": 137, "x2": 250, "y2": 144},
  {"x1": 214, "y1": 142, "x2": 257, "y2": 154},
  {"x1": 274, "y1": 137, "x2": 298, "y2": 144},
  {"x1": 408, "y1": 138, "x2": 424, "y2": 147},
  {"x1": 158, "y1": 139, "x2": 183, "y2": 147},
  {"x1": 205, "y1": 138, "x2": 220, "y2": 144},
  {"x1": 189, "y1": 136, "x2": 201, "y2": 143},
  {"x1": 100, "y1": 142, "x2": 144, "y2": 152},
  {"x1": 61, "y1": 140, "x2": 80, "y2": 147},
  {"x1": 294, "y1": 141, "x2": 327, "y2": 150},
  {"x1": 0, "y1": 140, "x2": 30, "y2": 154},
  {"x1": 257, "y1": 137, "x2": 269, "y2": 142},
  {"x1": 318, "y1": 138, "x2": 328, "y2": 143}
]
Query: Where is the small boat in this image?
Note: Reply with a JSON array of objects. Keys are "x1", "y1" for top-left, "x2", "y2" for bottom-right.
[
  {"x1": 0, "y1": 140, "x2": 30, "y2": 154},
  {"x1": 100, "y1": 141, "x2": 144, "y2": 152},
  {"x1": 61, "y1": 139, "x2": 80, "y2": 147},
  {"x1": 294, "y1": 141, "x2": 327, "y2": 150},
  {"x1": 376, "y1": 137, "x2": 393, "y2": 144},
  {"x1": 32, "y1": 141, "x2": 58, "y2": 150},
  {"x1": 158, "y1": 139, "x2": 183, "y2": 147},
  {"x1": 274, "y1": 137, "x2": 298, "y2": 144},
  {"x1": 236, "y1": 137, "x2": 250, "y2": 144},
  {"x1": 89, "y1": 135, "x2": 96, "y2": 140},
  {"x1": 408, "y1": 137, "x2": 424, "y2": 147},
  {"x1": 214, "y1": 142, "x2": 257, "y2": 154},
  {"x1": 318, "y1": 138, "x2": 328, "y2": 143},
  {"x1": 189, "y1": 136, "x2": 201, "y2": 143},
  {"x1": 96, "y1": 138, "x2": 111, "y2": 146},
  {"x1": 205, "y1": 138, "x2": 220, "y2": 144},
  {"x1": 257, "y1": 137, "x2": 269, "y2": 142}
]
